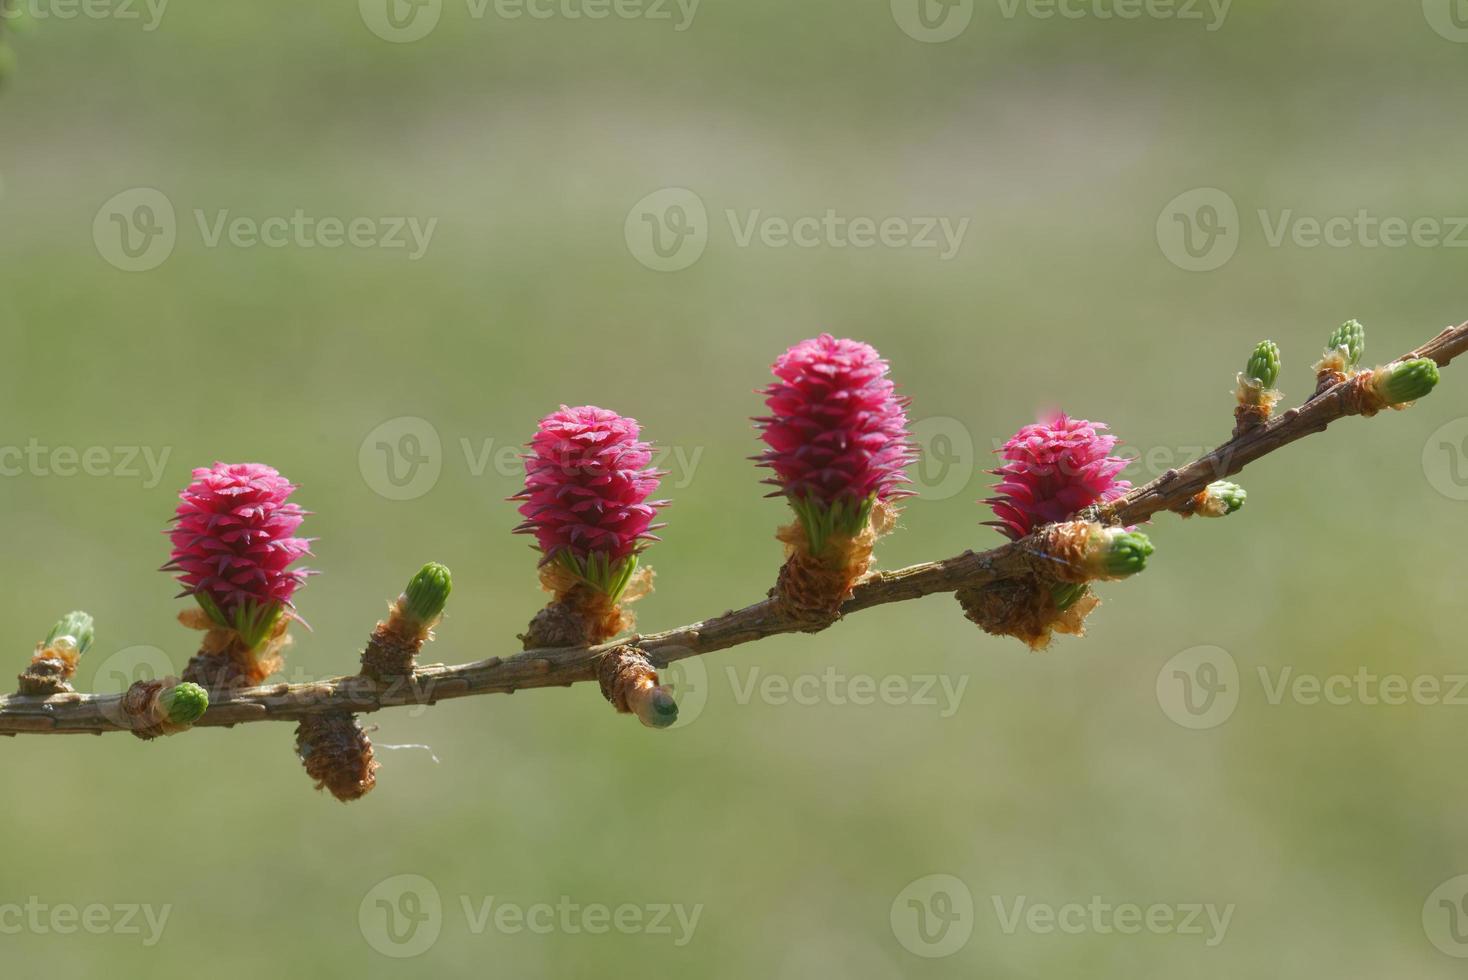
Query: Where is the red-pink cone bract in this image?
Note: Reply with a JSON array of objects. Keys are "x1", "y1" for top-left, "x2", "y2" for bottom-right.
[
  {"x1": 755, "y1": 333, "x2": 915, "y2": 554},
  {"x1": 984, "y1": 414, "x2": 1130, "y2": 540},
  {"x1": 165, "y1": 462, "x2": 313, "y2": 651},
  {"x1": 512, "y1": 405, "x2": 667, "y2": 601}
]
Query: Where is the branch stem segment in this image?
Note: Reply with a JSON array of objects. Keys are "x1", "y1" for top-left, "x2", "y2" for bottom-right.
[{"x1": 3, "y1": 321, "x2": 1464, "y2": 737}]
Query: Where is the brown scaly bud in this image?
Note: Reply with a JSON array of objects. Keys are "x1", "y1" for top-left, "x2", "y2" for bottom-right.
[
  {"x1": 1233, "y1": 341, "x2": 1282, "y2": 437},
  {"x1": 295, "y1": 711, "x2": 378, "y2": 803},
  {"x1": 957, "y1": 576, "x2": 1100, "y2": 652},
  {"x1": 956, "y1": 522, "x2": 1154, "y2": 650},
  {"x1": 17, "y1": 611, "x2": 94, "y2": 696},
  {"x1": 179, "y1": 606, "x2": 292, "y2": 696},
  {"x1": 120, "y1": 677, "x2": 209, "y2": 740},
  {"x1": 519, "y1": 561, "x2": 655, "y2": 649},
  {"x1": 771, "y1": 500, "x2": 897, "y2": 627},
  {"x1": 598, "y1": 646, "x2": 679, "y2": 729},
  {"x1": 361, "y1": 563, "x2": 452, "y2": 681}
]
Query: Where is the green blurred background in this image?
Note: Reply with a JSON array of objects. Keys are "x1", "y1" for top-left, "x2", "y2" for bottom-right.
[{"x1": 3, "y1": 0, "x2": 1467, "y2": 974}]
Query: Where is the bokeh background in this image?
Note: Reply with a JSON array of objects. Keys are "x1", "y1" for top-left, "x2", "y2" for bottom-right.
[{"x1": 3, "y1": 0, "x2": 1468, "y2": 975}]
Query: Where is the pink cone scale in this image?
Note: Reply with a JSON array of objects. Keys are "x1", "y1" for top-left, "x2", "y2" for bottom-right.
[
  {"x1": 164, "y1": 462, "x2": 313, "y2": 649},
  {"x1": 512, "y1": 405, "x2": 668, "y2": 599},
  {"x1": 755, "y1": 334, "x2": 915, "y2": 553},
  {"x1": 985, "y1": 414, "x2": 1131, "y2": 540}
]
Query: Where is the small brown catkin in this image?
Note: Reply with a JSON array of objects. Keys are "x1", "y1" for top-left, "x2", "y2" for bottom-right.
[
  {"x1": 295, "y1": 712, "x2": 379, "y2": 803},
  {"x1": 956, "y1": 575, "x2": 1099, "y2": 652}
]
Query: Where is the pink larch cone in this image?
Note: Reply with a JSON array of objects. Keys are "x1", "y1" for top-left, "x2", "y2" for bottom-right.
[
  {"x1": 164, "y1": 462, "x2": 313, "y2": 652},
  {"x1": 754, "y1": 333, "x2": 915, "y2": 554},
  {"x1": 984, "y1": 413, "x2": 1131, "y2": 540},
  {"x1": 512, "y1": 406, "x2": 667, "y2": 648},
  {"x1": 755, "y1": 334, "x2": 915, "y2": 621}
]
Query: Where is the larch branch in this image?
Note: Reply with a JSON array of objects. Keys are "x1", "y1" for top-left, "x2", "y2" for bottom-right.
[{"x1": 3, "y1": 320, "x2": 1464, "y2": 737}]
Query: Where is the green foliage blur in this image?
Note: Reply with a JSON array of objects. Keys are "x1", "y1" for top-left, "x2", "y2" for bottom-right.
[{"x1": 2, "y1": 1, "x2": 1467, "y2": 976}]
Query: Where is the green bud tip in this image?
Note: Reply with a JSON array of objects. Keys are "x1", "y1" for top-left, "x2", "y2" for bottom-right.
[
  {"x1": 45, "y1": 610, "x2": 95, "y2": 656},
  {"x1": 403, "y1": 562, "x2": 453, "y2": 623},
  {"x1": 1051, "y1": 582, "x2": 1088, "y2": 612},
  {"x1": 639, "y1": 687, "x2": 680, "y2": 729},
  {"x1": 1204, "y1": 480, "x2": 1247, "y2": 516},
  {"x1": 1245, "y1": 340, "x2": 1281, "y2": 389},
  {"x1": 1379, "y1": 358, "x2": 1440, "y2": 404},
  {"x1": 1098, "y1": 529, "x2": 1154, "y2": 578},
  {"x1": 1326, "y1": 320, "x2": 1365, "y2": 369},
  {"x1": 159, "y1": 682, "x2": 209, "y2": 726}
]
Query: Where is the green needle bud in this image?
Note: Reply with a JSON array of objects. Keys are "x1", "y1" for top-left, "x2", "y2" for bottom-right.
[
  {"x1": 1199, "y1": 480, "x2": 1247, "y2": 517},
  {"x1": 1095, "y1": 528, "x2": 1154, "y2": 579},
  {"x1": 45, "y1": 610, "x2": 95, "y2": 656},
  {"x1": 1245, "y1": 340, "x2": 1281, "y2": 389},
  {"x1": 159, "y1": 682, "x2": 209, "y2": 727},
  {"x1": 403, "y1": 562, "x2": 452, "y2": 624},
  {"x1": 1326, "y1": 320, "x2": 1365, "y2": 369},
  {"x1": 1377, "y1": 358, "x2": 1440, "y2": 404},
  {"x1": 1051, "y1": 581, "x2": 1088, "y2": 612}
]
